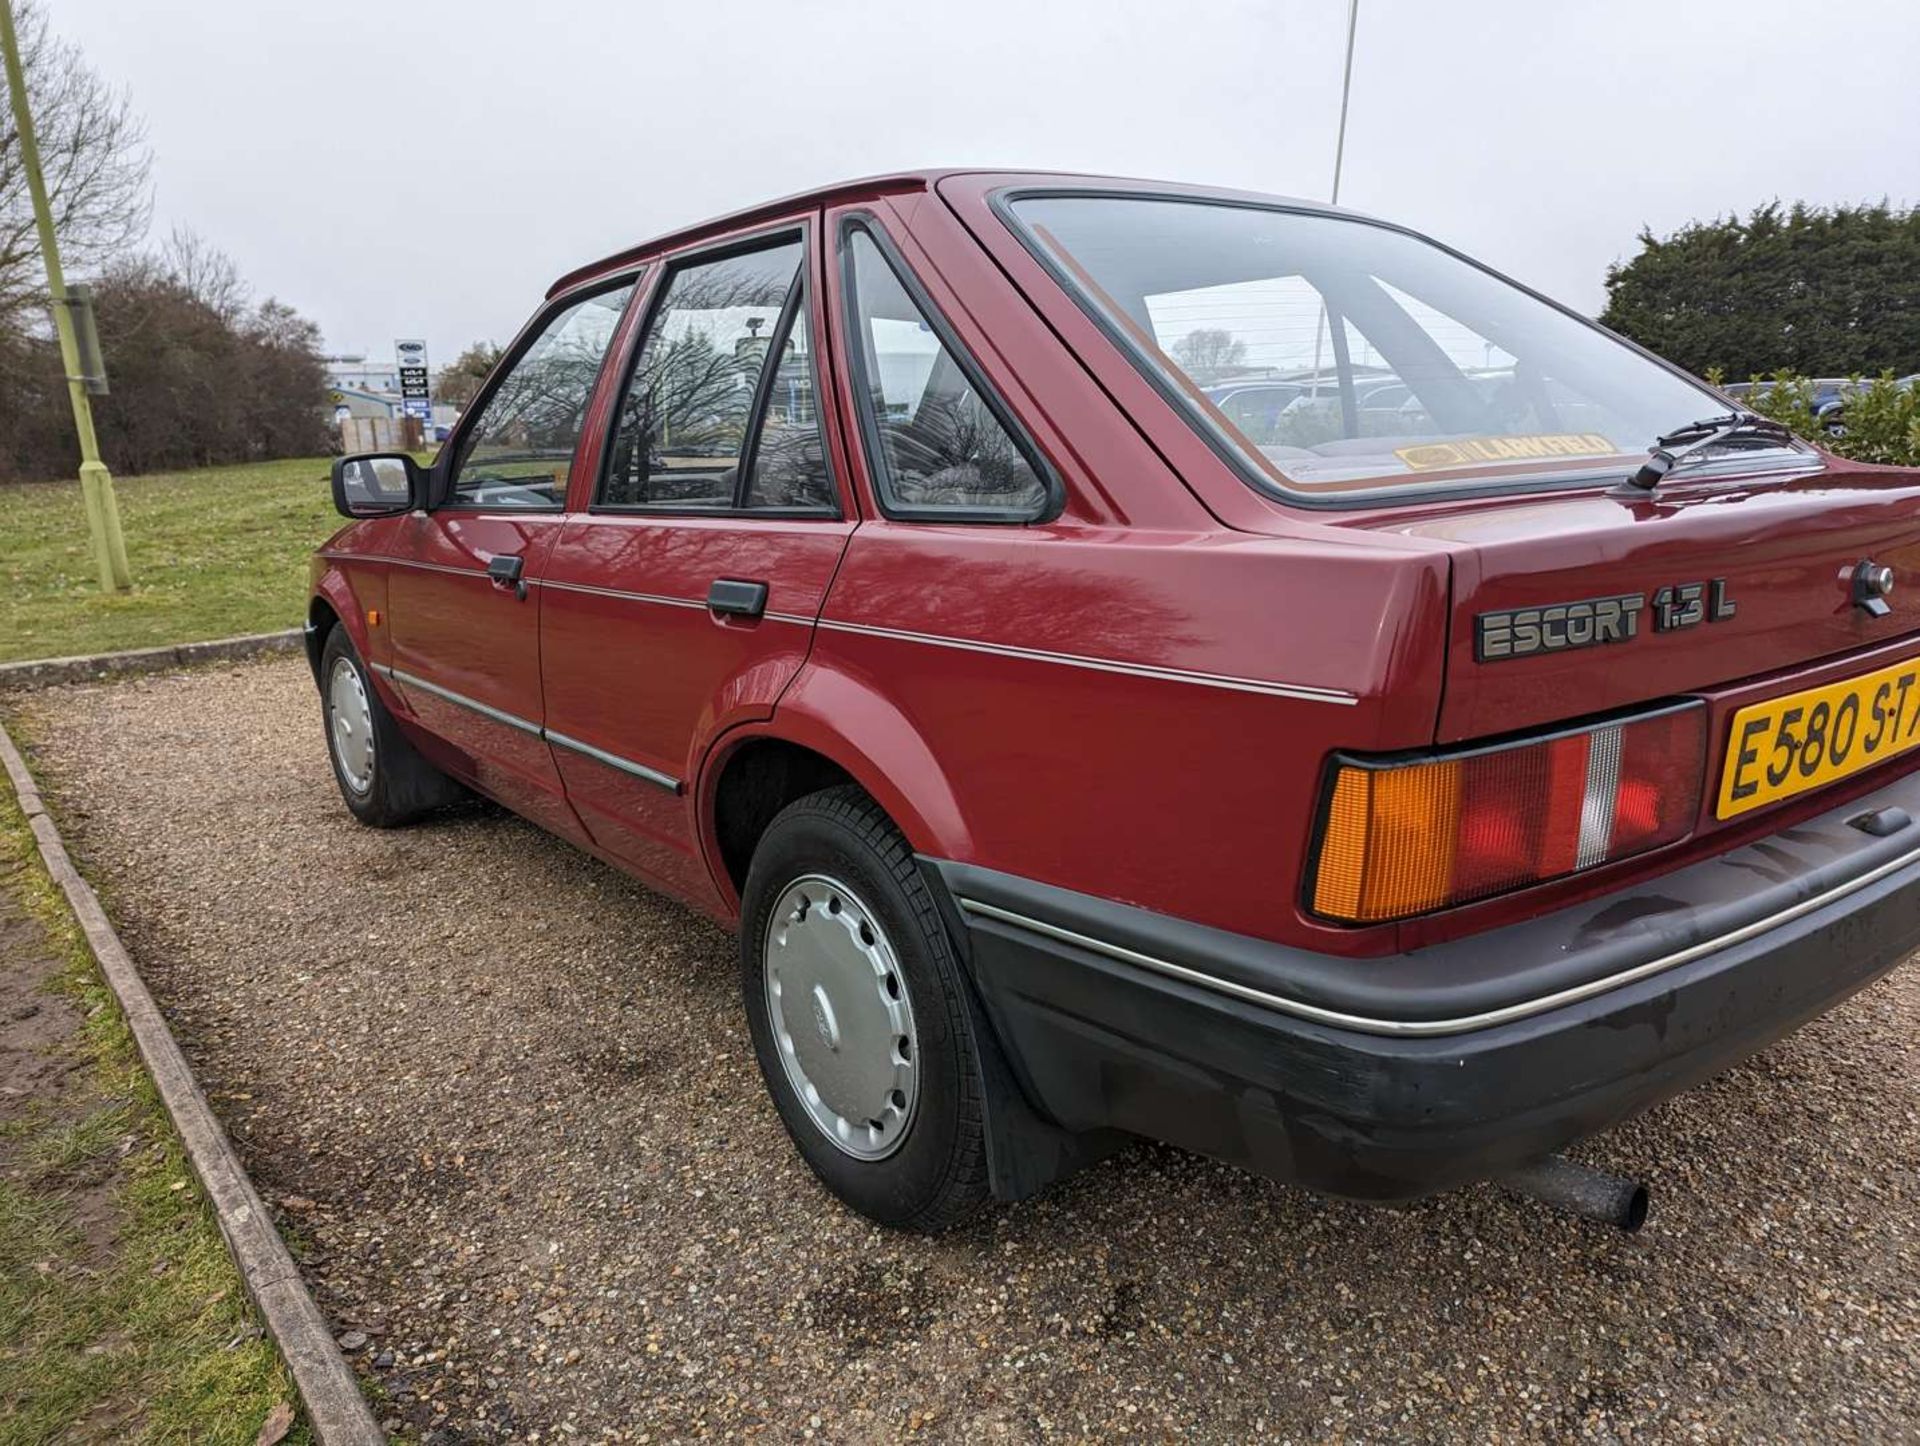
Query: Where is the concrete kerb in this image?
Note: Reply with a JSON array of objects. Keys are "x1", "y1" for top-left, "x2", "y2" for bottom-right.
[
  {"x1": 0, "y1": 629, "x2": 304, "y2": 692},
  {"x1": 0, "y1": 717, "x2": 384, "y2": 1445}
]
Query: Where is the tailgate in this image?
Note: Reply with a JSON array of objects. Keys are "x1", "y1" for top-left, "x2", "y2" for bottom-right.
[{"x1": 1405, "y1": 468, "x2": 1920, "y2": 742}]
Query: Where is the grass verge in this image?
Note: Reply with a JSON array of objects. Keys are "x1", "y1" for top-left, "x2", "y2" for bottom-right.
[
  {"x1": 0, "y1": 767, "x2": 310, "y2": 1444},
  {"x1": 0, "y1": 457, "x2": 342, "y2": 663}
]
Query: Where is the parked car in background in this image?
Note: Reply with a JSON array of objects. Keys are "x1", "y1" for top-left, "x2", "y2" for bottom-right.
[
  {"x1": 310, "y1": 171, "x2": 1920, "y2": 1233},
  {"x1": 1827, "y1": 373, "x2": 1920, "y2": 438},
  {"x1": 1724, "y1": 377, "x2": 1850, "y2": 434},
  {"x1": 1201, "y1": 380, "x2": 1305, "y2": 445}
]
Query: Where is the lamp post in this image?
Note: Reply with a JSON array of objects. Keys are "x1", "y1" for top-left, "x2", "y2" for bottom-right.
[
  {"x1": 0, "y1": 0, "x2": 131, "y2": 591},
  {"x1": 1307, "y1": 0, "x2": 1360, "y2": 403}
]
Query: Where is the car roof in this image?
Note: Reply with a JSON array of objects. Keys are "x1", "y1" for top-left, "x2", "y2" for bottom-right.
[{"x1": 545, "y1": 169, "x2": 1358, "y2": 299}]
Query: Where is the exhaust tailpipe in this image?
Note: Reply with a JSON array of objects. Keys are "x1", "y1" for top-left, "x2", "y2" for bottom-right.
[{"x1": 1503, "y1": 1155, "x2": 1649, "y2": 1232}]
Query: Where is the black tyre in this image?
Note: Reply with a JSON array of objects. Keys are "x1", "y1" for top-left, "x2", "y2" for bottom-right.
[
  {"x1": 740, "y1": 785, "x2": 990, "y2": 1232},
  {"x1": 318, "y1": 626, "x2": 462, "y2": 827}
]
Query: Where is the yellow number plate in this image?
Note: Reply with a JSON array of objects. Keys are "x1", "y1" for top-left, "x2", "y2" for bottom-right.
[{"x1": 1718, "y1": 656, "x2": 1920, "y2": 819}]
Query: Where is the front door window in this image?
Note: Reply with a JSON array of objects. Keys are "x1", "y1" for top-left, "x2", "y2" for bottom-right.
[{"x1": 447, "y1": 282, "x2": 634, "y2": 509}]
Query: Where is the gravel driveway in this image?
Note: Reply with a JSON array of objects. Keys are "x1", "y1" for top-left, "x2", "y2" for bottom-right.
[{"x1": 9, "y1": 657, "x2": 1919, "y2": 1442}]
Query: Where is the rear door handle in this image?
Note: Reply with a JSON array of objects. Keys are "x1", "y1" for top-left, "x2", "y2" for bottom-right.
[
  {"x1": 707, "y1": 578, "x2": 768, "y2": 618},
  {"x1": 487, "y1": 553, "x2": 527, "y2": 600}
]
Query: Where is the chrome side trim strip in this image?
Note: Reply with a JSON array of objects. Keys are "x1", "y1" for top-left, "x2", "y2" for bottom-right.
[
  {"x1": 545, "y1": 730, "x2": 681, "y2": 793},
  {"x1": 818, "y1": 620, "x2": 1358, "y2": 705},
  {"x1": 381, "y1": 667, "x2": 683, "y2": 792},
  {"x1": 387, "y1": 667, "x2": 543, "y2": 736},
  {"x1": 958, "y1": 841, "x2": 1920, "y2": 1038}
]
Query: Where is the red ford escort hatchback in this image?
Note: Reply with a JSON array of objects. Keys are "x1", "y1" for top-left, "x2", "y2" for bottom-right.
[{"x1": 310, "y1": 171, "x2": 1920, "y2": 1232}]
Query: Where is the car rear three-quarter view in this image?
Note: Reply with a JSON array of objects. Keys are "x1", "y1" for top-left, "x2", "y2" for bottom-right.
[{"x1": 308, "y1": 170, "x2": 1920, "y2": 1234}]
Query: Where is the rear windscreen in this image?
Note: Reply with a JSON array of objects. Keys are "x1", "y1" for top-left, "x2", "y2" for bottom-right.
[{"x1": 1007, "y1": 195, "x2": 1799, "y2": 501}]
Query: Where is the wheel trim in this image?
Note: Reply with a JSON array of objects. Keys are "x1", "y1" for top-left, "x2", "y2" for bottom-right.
[
  {"x1": 764, "y1": 874, "x2": 919, "y2": 1161},
  {"x1": 327, "y1": 656, "x2": 376, "y2": 795}
]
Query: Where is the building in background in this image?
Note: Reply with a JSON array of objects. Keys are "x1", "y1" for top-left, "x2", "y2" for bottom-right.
[
  {"x1": 323, "y1": 353, "x2": 402, "y2": 429},
  {"x1": 324, "y1": 351, "x2": 461, "y2": 440},
  {"x1": 323, "y1": 353, "x2": 400, "y2": 395}
]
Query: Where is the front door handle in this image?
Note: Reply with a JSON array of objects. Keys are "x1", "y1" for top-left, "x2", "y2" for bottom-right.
[
  {"x1": 708, "y1": 578, "x2": 769, "y2": 618},
  {"x1": 487, "y1": 553, "x2": 527, "y2": 600}
]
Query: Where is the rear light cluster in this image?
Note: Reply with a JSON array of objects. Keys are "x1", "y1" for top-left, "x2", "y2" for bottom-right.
[{"x1": 1309, "y1": 704, "x2": 1706, "y2": 924}]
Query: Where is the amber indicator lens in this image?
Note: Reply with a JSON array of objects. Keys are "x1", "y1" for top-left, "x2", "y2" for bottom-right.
[{"x1": 1310, "y1": 705, "x2": 1706, "y2": 924}]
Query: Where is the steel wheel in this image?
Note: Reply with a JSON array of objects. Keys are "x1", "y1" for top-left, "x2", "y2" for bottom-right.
[
  {"x1": 763, "y1": 873, "x2": 919, "y2": 1161},
  {"x1": 326, "y1": 655, "x2": 376, "y2": 795}
]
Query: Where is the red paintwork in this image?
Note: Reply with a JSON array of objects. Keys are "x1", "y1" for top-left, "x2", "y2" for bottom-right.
[
  {"x1": 389, "y1": 514, "x2": 583, "y2": 843},
  {"x1": 310, "y1": 169, "x2": 1920, "y2": 961}
]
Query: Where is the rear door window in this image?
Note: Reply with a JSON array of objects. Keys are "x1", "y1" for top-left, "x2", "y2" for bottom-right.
[{"x1": 599, "y1": 236, "x2": 835, "y2": 514}]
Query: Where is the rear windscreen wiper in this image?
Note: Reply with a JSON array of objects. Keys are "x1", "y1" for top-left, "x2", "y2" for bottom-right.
[{"x1": 1618, "y1": 412, "x2": 1797, "y2": 492}]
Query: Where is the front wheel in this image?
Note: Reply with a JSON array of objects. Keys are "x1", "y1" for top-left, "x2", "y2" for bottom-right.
[
  {"x1": 740, "y1": 786, "x2": 990, "y2": 1232},
  {"x1": 319, "y1": 627, "x2": 461, "y2": 827}
]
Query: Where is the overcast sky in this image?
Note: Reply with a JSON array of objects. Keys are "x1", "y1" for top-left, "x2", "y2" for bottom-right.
[{"x1": 51, "y1": 0, "x2": 1920, "y2": 368}]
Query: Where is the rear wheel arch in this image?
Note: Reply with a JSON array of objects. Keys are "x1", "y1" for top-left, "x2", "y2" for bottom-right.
[
  {"x1": 707, "y1": 738, "x2": 861, "y2": 894},
  {"x1": 699, "y1": 699, "x2": 972, "y2": 904}
]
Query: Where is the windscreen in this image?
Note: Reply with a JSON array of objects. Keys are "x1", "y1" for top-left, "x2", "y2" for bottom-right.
[{"x1": 1009, "y1": 195, "x2": 1798, "y2": 499}]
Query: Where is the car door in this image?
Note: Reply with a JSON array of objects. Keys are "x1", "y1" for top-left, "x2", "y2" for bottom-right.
[
  {"x1": 385, "y1": 277, "x2": 636, "y2": 841},
  {"x1": 538, "y1": 221, "x2": 855, "y2": 903}
]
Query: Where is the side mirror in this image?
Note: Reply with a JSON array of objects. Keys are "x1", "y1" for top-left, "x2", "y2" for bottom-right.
[{"x1": 331, "y1": 453, "x2": 423, "y2": 518}]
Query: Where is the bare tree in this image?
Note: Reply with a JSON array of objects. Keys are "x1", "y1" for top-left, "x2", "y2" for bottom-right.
[
  {"x1": 1171, "y1": 327, "x2": 1247, "y2": 380},
  {"x1": 1, "y1": 237, "x2": 327, "y2": 479},
  {"x1": 0, "y1": 0, "x2": 150, "y2": 325},
  {"x1": 162, "y1": 224, "x2": 246, "y2": 320}
]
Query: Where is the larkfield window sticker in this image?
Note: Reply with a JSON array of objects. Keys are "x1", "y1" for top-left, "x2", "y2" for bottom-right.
[
  {"x1": 1476, "y1": 580, "x2": 1736, "y2": 661},
  {"x1": 1395, "y1": 433, "x2": 1620, "y2": 472}
]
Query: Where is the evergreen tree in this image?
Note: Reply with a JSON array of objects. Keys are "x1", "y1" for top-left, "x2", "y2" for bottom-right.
[{"x1": 1600, "y1": 202, "x2": 1920, "y2": 379}]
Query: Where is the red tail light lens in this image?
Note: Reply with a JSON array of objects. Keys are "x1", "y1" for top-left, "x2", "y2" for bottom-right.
[{"x1": 1309, "y1": 703, "x2": 1706, "y2": 924}]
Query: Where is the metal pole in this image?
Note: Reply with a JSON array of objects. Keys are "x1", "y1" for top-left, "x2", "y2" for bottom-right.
[
  {"x1": 0, "y1": 0, "x2": 131, "y2": 590},
  {"x1": 1309, "y1": 0, "x2": 1360, "y2": 405},
  {"x1": 1330, "y1": 0, "x2": 1360, "y2": 206}
]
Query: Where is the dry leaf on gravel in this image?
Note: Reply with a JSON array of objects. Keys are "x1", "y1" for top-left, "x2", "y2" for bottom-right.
[{"x1": 254, "y1": 1400, "x2": 294, "y2": 1446}]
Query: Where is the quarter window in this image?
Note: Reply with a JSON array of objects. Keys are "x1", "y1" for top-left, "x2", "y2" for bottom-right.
[
  {"x1": 600, "y1": 238, "x2": 833, "y2": 513},
  {"x1": 843, "y1": 228, "x2": 1048, "y2": 519},
  {"x1": 448, "y1": 282, "x2": 633, "y2": 509}
]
